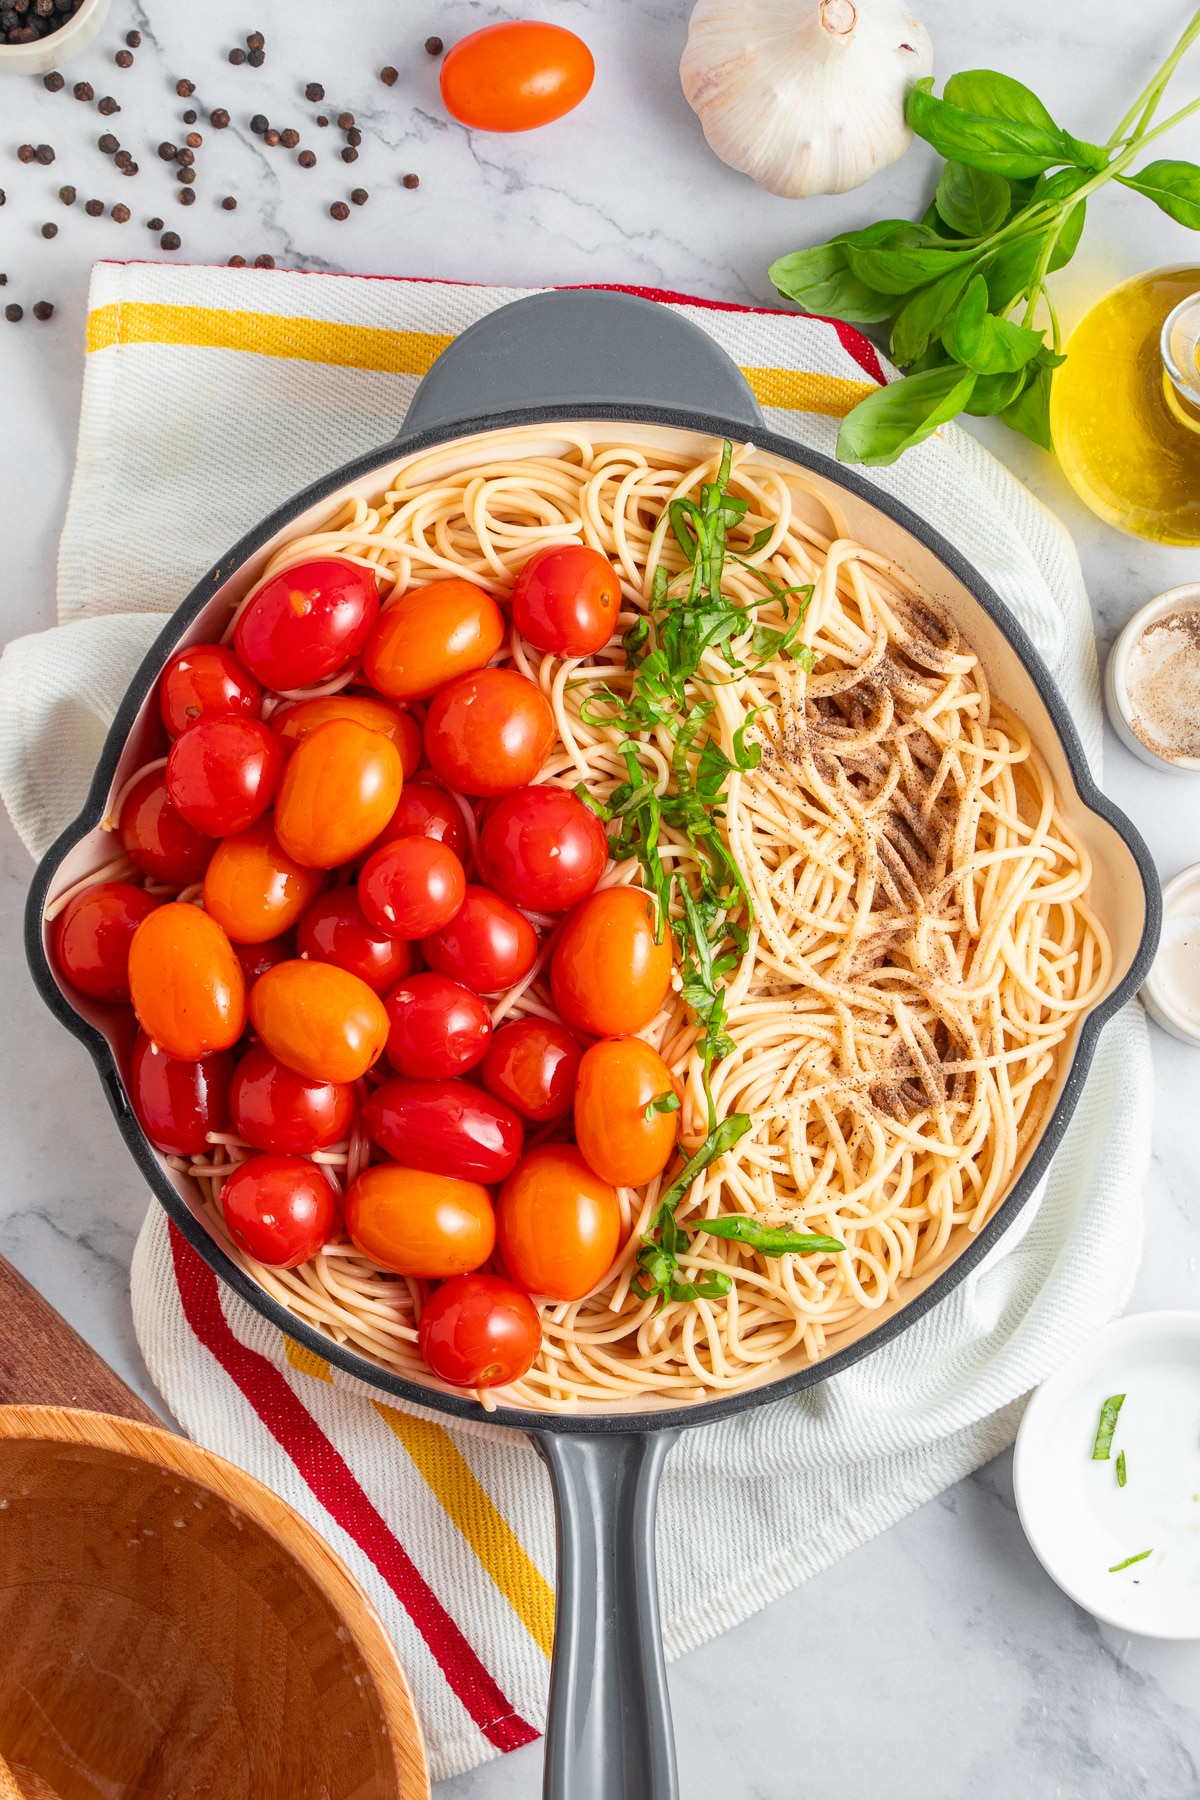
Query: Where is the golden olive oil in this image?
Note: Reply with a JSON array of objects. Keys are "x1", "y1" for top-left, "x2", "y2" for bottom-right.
[{"x1": 1051, "y1": 265, "x2": 1200, "y2": 545}]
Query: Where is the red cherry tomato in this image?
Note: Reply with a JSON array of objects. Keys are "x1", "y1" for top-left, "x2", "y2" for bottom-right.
[
  {"x1": 363, "y1": 1076, "x2": 524, "y2": 1184},
  {"x1": 423, "y1": 668, "x2": 555, "y2": 798},
  {"x1": 249, "y1": 959, "x2": 389, "y2": 1083},
  {"x1": 296, "y1": 889, "x2": 413, "y2": 993},
  {"x1": 363, "y1": 578, "x2": 506, "y2": 701},
  {"x1": 234, "y1": 558, "x2": 380, "y2": 691},
  {"x1": 272, "y1": 694, "x2": 422, "y2": 777},
  {"x1": 362, "y1": 777, "x2": 468, "y2": 865},
  {"x1": 358, "y1": 837, "x2": 466, "y2": 940},
  {"x1": 119, "y1": 768, "x2": 217, "y2": 885},
  {"x1": 229, "y1": 1041, "x2": 356, "y2": 1155},
  {"x1": 418, "y1": 1273, "x2": 541, "y2": 1388},
  {"x1": 478, "y1": 784, "x2": 607, "y2": 913},
  {"x1": 56, "y1": 881, "x2": 160, "y2": 1003},
  {"x1": 203, "y1": 820, "x2": 324, "y2": 945},
  {"x1": 384, "y1": 972, "x2": 492, "y2": 1079},
  {"x1": 164, "y1": 715, "x2": 285, "y2": 837},
  {"x1": 221, "y1": 1153, "x2": 339, "y2": 1269},
  {"x1": 497, "y1": 1145, "x2": 620, "y2": 1301},
  {"x1": 275, "y1": 718, "x2": 404, "y2": 870},
  {"x1": 128, "y1": 903, "x2": 248, "y2": 1059},
  {"x1": 420, "y1": 885, "x2": 538, "y2": 994},
  {"x1": 511, "y1": 544, "x2": 622, "y2": 656},
  {"x1": 345, "y1": 1165, "x2": 495, "y2": 1278},
  {"x1": 129, "y1": 1031, "x2": 233, "y2": 1156},
  {"x1": 159, "y1": 643, "x2": 261, "y2": 740},
  {"x1": 480, "y1": 1017, "x2": 581, "y2": 1122},
  {"x1": 440, "y1": 21, "x2": 594, "y2": 132},
  {"x1": 551, "y1": 887, "x2": 673, "y2": 1037},
  {"x1": 234, "y1": 934, "x2": 295, "y2": 983},
  {"x1": 574, "y1": 1037, "x2": 679, "y2": 1188}
]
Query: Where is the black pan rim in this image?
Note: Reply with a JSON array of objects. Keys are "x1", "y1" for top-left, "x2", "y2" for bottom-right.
[{"x1": 25, "y1": 401, "x2": 1162, "y2": 1437}]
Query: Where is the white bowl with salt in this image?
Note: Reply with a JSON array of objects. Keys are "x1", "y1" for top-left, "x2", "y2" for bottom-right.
[{"x1": 1105, "y1": 582, "x2": 1200, "y2": 772}]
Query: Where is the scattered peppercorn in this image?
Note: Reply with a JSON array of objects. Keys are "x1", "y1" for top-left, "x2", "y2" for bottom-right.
[
  {"x1": 228, "y1": 254, "x2": 246, "y2": 266},
  {"x1": 121, "y1": 161, "x2": 138, "y2": 177},
  {"x1": 181, "y1": 108, "x2": 196, "y2": 123},
  {"x1": 114, "y1": 49, "x2": 133, "y2": 67},
  {"x1": 247, "y1": 48, "x2": 264, "y2": 67},
  {"x1": 185, "y1": 133, "x2": 202, "y2": 150},
  {"x1": 337, "y1": 111, "x2": 354, "y2": 129},
  {"x1": 43, "y1": 70, "x2": 64, "y2": 91},
  {"x1": 17, "y1": 146, "x2": 35, "y2": 163},
  {"x1": 5, "y1": 305, "x2": 23, "y2": 323},
  {"x1": 85, "y1": 198, "x2": 103, "y2": 216},
  {"x1": 297, "y1": 149, "x2": 316, "y2": 168},
  {"x1": 380, "y1": 66, "x2": 398, "y2": 85},
  {"x1": 316, "y1": 115, "x2": 328, "y2": 127},
  {"x1": 341, "y1": 146, "x2": 358, "y2": 163},
  {"x1": 346, "y1": 127, "x2": 362, "y2": 146},
  {"x1": 176, "y1": 147, "x2": 194, "y2": 165},
  {"x1": 34, "y1": 144, "x2": 55, "y2": 165},
  {"x1": 425, "y1": 36, "x2": 443, "y2": 55},
  {"x1": 228, "y1": 47, "x2": 246, "y2": 65},
  {"x1": 250, "y1": 114, "x2": 268, "y2": 134},
  {"x1": 125, "y1": 28, "x2": 139, "y2": 46},
  {"x1": 114, "y1": 149, "x2": 133, "y2": 169},
  {"x1": 254, "y1": 252, "x2": 274, "y2": 267},
  {"x1": 98, "y1": 134, "x2": 119, "y2": 153},
  {"x1": 210, "y1": 108, "x2": 230, "y2": 129},
  {"x1": 0, "y1": 274, "x2": 5, "y2": 282},
  {"x1": 221, "y1": 194, "x2": 237, "y2": 210},
  {"x1": 329, "y1": 200, "x2": 349, "y2": 220},
  {"x1": 147, "y1": 216, "x2": 163, "y2": 229},
  {"x1": 156, "y1": 144, "x2": 174, "y2": 163},
  {"x1": 178, "y1": 188, "x2": 195, "y2": 205},
  {"x1": 176, "y1": 79, "x2": 195, "y2": 97},
  {"x1": 161, "y1": 230, "x2": 181, "y2": 250},
  {"x1": 402, "y1": 172, "x2": 420, "y2": 189},
  {"x1": 263, "y1": 129, "x2": 279, "y2": 146},
  {"x1": 280, "y1": 127, "x2": 299, "y2": 148},
  {"x1": 40, "y1": 221, "x2": 57, "y2": 238},
  {"x1": 72, "y1": 81, "x2": 94, "y2": 101},
  {"x1": 58, "y1": 183, "x2": 75, "y2": 204},
  {"x1": 32, "y1": 301, "x2": 54, "y2": 320},
  {"x1": 246, "y1": 30, "x2": 264, "y2": 49},
  {"x1": 97, "y1": 95, "x2": 120, "y2": 115},
  {"x1": 111, "y1": 203, "x2": 130, "y2": 222},
  {"x1": 351, "y1": 186, "x2": 368, "y2": 205},
  {"x1": 0, "y1": 193, "x2": 5, "y2": 206},
  {"x1": 305, "y1": 82, "x2": 324, "y2": 102},
  {"x1": 177, "y1": 167, "x2": 195, "y2": 184}
]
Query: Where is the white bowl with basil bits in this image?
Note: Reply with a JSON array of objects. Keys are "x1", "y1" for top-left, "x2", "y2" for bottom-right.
[{"x1": 1014, "y1": 1311, "x2": 1200, "y2": 1638}]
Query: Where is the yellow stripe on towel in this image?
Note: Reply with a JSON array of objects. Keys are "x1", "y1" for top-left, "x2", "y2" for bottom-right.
[
  {"x1": 375, "y1": 1401, "x2": 556, "y2": 1659},
  {"x1": 741, "y1": 365, "x2": 878, "y2": 416},
  {"x1": 285, "y1": 1337, "x2": 334, "y2": 1382}
]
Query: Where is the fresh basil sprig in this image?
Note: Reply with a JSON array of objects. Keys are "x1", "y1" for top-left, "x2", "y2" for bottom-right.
[{"x1": 769, "y1": 9, "x2": 1200, "y2": 464}]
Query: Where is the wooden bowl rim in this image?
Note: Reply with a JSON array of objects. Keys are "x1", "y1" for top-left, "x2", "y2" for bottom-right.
[{"x1": 0, "y1": 1402, "x2": 431, "y2": 1800}]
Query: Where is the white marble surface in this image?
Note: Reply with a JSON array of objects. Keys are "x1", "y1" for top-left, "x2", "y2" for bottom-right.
[{"x1": 3, "y1": 0, "x2": 1200, "y2": 1793}]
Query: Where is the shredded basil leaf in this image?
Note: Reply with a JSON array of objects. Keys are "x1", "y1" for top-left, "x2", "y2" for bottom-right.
[
  {"x1": 1108, "y1": 1549, "x2": 1152, "y2": 1573},
  {"x1": 692, "y1": 1217, "x2": 846, "y2": 1257},
  {"x1": 644, "y1": 1091, "x2": 681, "y2": 1123},
  {"x1": 1116, "y1": 1449, "x2": 1127, "y2": 1488},
  {"x1": 1092, "y1": 1393, "x2": 1125, "y2": 1460}
]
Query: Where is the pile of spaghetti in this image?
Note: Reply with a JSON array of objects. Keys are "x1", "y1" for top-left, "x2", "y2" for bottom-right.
[{"x1": 77, "y1": 428, "x2": 1113, "y2": 1412}]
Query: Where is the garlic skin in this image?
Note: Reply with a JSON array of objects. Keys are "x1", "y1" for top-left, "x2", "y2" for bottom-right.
[{"x1": 680, "y1": 0, "x2": 934, "y2": 199}]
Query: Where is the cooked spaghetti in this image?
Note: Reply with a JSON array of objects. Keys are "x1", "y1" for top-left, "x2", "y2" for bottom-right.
[{"x1": 110, "y1": 428, "x2": 1111, "y2": 1411}]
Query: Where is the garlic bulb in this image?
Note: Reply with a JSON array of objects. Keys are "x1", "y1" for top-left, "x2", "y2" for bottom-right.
[{"x1": 680, "y1": 0, "x2": 934, "y2": 199}]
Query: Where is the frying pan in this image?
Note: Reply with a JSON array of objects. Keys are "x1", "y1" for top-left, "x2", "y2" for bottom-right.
[{"x1": 25, "y1": 290, "x2": 1160, "y2": 1800}]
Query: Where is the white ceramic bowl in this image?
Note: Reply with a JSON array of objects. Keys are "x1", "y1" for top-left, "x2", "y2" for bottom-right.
[
  {"x1": 1104, "y1": 582, "x2": 1200, "y2": 773},
  {"x1": 1140, "y1": 862, "x2": 1200, "y2": 1046},
  {"x1": 1014, "y1": 1311, "x2": 1200, "y2": 1637},
  {"x1": 0, "y1": 0, "x2": 108, "y2": 74}
]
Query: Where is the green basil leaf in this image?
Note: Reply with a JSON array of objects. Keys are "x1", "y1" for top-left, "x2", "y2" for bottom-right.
[
  {"x1": 1049, "y1": 197, "x2": 1087, "y2": 270},
  {"x1": 906, "y1": 340, "x2": 953, "y2": 373},
  {"x1": 935, "y1": 161, "x2": 1011, "y2": 236},
  {"x1": 943, "y1": 69, "x2": 1060, "y2": 134},
  {"x1": 1061, "y1": 134, "x2": 1109, "y2": 173},
  {"x1": 890, "y1": 263, "x2": 974, "y2": 365},
  {"x1": 983, "y1": 231, "x2": 1046, "y2": 313},
  {"x1": 963, "y1": 367, "x2": 1028, "y2": 415},
  {"x1": 943, "y1": 272, "x2": 1045, "y2": 373},
  {"x1": 1001, "y1": 362, "x2": 1055, "y2": 450},
  {"x1": 643, "y1": 1090, "x2": 681, "y2": 1123},
  {"x1": 1117, "y1": 158, "x2": 1200, "y2": 229},
  {"x1": 836, "y1": 364, "x2": 977, "y2": 466},
  {"x1": 907, "y1": 77, "x2": 1070, "y2": 180},
  {"x1": 843, "y1": 229, "x2": 969, "y2": 295},
  {"x1": 920, "y1": 198, "x2": 966, "y2": 240},
  {"x1": 657, "y1": 1113, "x2": 753, "y2": 1216},
  {"x1": 768, "y1": 244, "x2": 896, "y2": 324},
  {"x1": 693, "y1": 1216, "x2": 846, "y2": 1257}
]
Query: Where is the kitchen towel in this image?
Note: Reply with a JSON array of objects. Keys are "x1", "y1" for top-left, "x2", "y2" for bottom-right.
[{"x1": 0, "y1": 260, "x2": 1153, "y2": 1783}]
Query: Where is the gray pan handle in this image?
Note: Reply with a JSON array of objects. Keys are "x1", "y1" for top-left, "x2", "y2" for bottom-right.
[
  {"x1": 532, "y1": 1429, "x2": 680, "y2": 1800},
  {"x1": 403, "y1": 289, "x2": 763, "y2": 437}
]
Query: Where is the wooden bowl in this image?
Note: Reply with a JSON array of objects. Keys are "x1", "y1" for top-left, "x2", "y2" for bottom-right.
[{"x1": 0, "y1": 1405, "x2": 430, "y2": 1800}]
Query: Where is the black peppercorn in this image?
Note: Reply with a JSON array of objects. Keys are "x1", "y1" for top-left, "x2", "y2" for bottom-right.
[
  {"x1": 329, "y1": 200, "x2": 349, "y2": 220},
  {"x1": 263, "y1": 129, "x2": 279, "y2": 147},
  {"x1": 254, "y1": 252, "x2": 274, "y2": 267},
  {"x1": 246, "y1": 30, "x2": 264, "y2": 49},
  {"x1": 341, "y1": 146, "x2": 358, "y2": 163},
  {"x1": 176, "y1": 147, "x2": 194, "y2": 165},
  {"x1": 17, "y1": 146, "x2": 34, "y2": 163},
  {"x1": 297, "y1": 149, "x2": 316, "y2": 168},
  {"x1": 337, "y1": 111, "x2": 354, "y2": 129},
  {"x1": 176, "y1": 78, "x2": 195, "y2": 97},
  {"x1": 228, "y1": 254, "x2": 246, "y2": 266},
  {"x1": 111, "y1": 203, "x2": 130, "y2": 222},
  {"x1": 247, "y1": 48, "x2": 264, "y2": 66},
  {"x1": 185, "y1": 132, "x2": 202, "y2": 149},
  {"x1": 85, "y1": 198, "x2": 103, "y2": 216},
  {"x1": 114, "y1": 149, "x2": 133, "y2": 169},
  {"x1": 161, "y1": 230, "x2": 181, "y2": 250},
  {"x1": 120, "y1": 161, "x2": 138, "y2": 177},
  {"x1": 380, "y1": 66, "x2": 398, "y2": 86},
  {"x1": 182, "y1": 109, "x2": 197, "y2": 124},
  {"x1": 158, "y1": 142, "x2": 176, "y2": 161},
  {"x1": 402, "y1": 172, "x2": 420, "y2": 189},
  {"x1": 125, "y1": 28, "x2": 139, "y2": 46},
  {"x1": 210, "y1": 108, "x2": 230, "y2": 129},
  {"x1": 351, "y1": 187, "x2": 368, "y2": 205},
  {"x1": 177, "y1": 167, "x2": 195, "y2": 184},
  {"x1": 280, "y1": 127, "x2": 299, "y2": 148},
  {"x1": 178, "y1": 188, "x2": 195, "y2": 206},
  {"x1": 250, "y1": 114, "x2": 268, "y2": 134},
  {"x1": 72, "y1": 80, "x2": 93, "y2": 100},
  {"x1": 228, "y1": 47, "x2": 246, "y2": 64},
  {"x1": 98, "y1": 134, "x2": 119, "y2": 153},
  {"x1": 40, "y1": 220, "x2": 57, "y2": 237},
  {"x1": 305, "y1": 82, "x2": 324, "y2": 102},
  {"x1": 43, "y1": 70, "x2": 64, "y2": 90},
  {"x1": 221, "y1": 194, "x2": 237, "y2": 210},
  {"x1": 316, "y1": 115, "x2": 328, "y2": 127},
  {"x1": 147, "y1": 216, "x2": 163, "y2": 230},
  {"x1": 58, "y1": 183, "x2": 75, "y2": 204},
  {"x1": 97, "y1": 95, "x2": 120, "y2": 115},
  {"x1": 346, "y1": 127, "x2": 361, "y2": 146},
  {"x1": 114, "y1": 48, "x2": 133, "y2": 67},
  {"x1": 5, "y1": 304, "x2": 23, "y2": 323},
  {"x1": 33, "y1": 143, "x2": 55, "y2": 164},
  {"x1": 425, "y1": 36, "x2": 443, "y2": 55},
  {"x1": 32, "y1": 301, "x2": 53, "y2": 320}
]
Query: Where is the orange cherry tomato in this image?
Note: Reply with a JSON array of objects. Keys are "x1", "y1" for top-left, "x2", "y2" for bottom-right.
[
  {"x1": 551, "y1": 887, "x2": 673, "y2": 1038},
  {"x1": 127, "y1": 902, "x2": 248, "y2": 1059},
  {"x1": 423, "y1": 668, "x2": 556, "y2": 797},
  {"x1": 202, "y1": 818, "x2": 324, "y2": 944},
  {"x1": 496, "y1": 1144, "x2": 620, "y2": 1301},
  {"x1": 363, "y1": 579, "x2": 506, "y2": 701},
  {"x1": 249, "y1": 958, "x2": 389, "y2": 1083},
  {"x1": 574, "y1": 1037, "x2": 679, "y2": 1188},
  {"x1": 274, "y1": 718, "x2": 404, "y2": 869},
  {"x1": 440, "y1": 22, "x2": 594, "y2": 133},
  {"x1": 272, "y1": 694, "x2": 422, "y2": 777},
  {"x1": 345, "y1": 1164, "x2": 495, "y2": 1278}
]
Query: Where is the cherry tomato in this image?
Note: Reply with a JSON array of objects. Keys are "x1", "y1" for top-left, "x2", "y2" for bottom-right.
[
  {"x1": 511, "y1": 544, "x2": 621, "y2": 656},
  {"x1": 234, "y1": 558, "x2": 380, "y2": 691},
  {"x1": 418, "y1": 1273, "x2": 541, "y2": 1388},
  {"x1": 119, "y1": 768, "x2": 217, "y2": 885},
  {"x1": 358, "y1": 837, "x2": 466, "y2": 940},
  {"x1": 234, "y1": 934, "x2": 295, "y2": 983},
  {"x1": 497, "y1": 1144, "x2": 620, "y2": 1301},
  {"x1": 129, "y1": 1031, "x2": 234, "y2": 1156},
  {"x1": 363, "y1": 1076, "x2": 524, "y2": 1183},
  {"x1": 361, "y1": 777, "x2": 469, "y2": 865},
  {"x1": 159, "y1": 643, "x2": 261, "y2": 740},
  {"x1": 164, "y1": 715, "x2": 285, "y2": 837},
  {"x1": 480, "y1": 1017, "x2": 581, "y2": 1122},
  {"x1": 229, "y1": 1041, "x2": 355, "y2": 1155},
  {"x1": 363, "y1": 578, "x2": 506, "y2": 701},
  {"x1": 272, "y1": 694, "x2": 422, "y2": 777},
  {"x1": 296, "y1": 889, "x2": 413, "y2": 993},
  {"x1": 221, "y1": 1153, "x2": 339, "y2": 1269},
  {"x1": 249, "y1": 958, "x2": 388, "y2": 1083},
  {"x1": 384, "y1": 973, "x2": 492, "y2": 1079},
  {"x1": 440, "y1": 21, "x2": 594, "y2": 132},
  {"x1": 574, "y1": 1037, "x2": 679, "y2": 1187},
  {"x1": 274, "y1": 719, "x2": 404, "y2": 870},
  {"x1": 424, "y1": 668, "x2": 556, "y2": 797},
  {"x1": 203, "y1": 819, "x2": 324, "y2": 944},
  {"x1": 345, "y1": 1164, "x2": 495, "y2": 1278},
  {"x1": 421, "y1": 885, "x2": 538, "y2": 994},
  {"x1": 551, "y1": 887, "x2": 673, "y2": 1037},
  {"x1": 56, "y1": 881, "x2": 160, "y2": 1003},
  {"x1": 478, "y1": 784, "x2": 607, "y2": 912},
  {"x1": 128, "y1": 902, "x2": 248, "y2": 1059}
]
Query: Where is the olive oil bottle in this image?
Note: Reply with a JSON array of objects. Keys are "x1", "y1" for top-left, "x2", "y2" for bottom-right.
[{"x1": 1051, "y1": 265, "x2": 1200, "y2": 545}]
